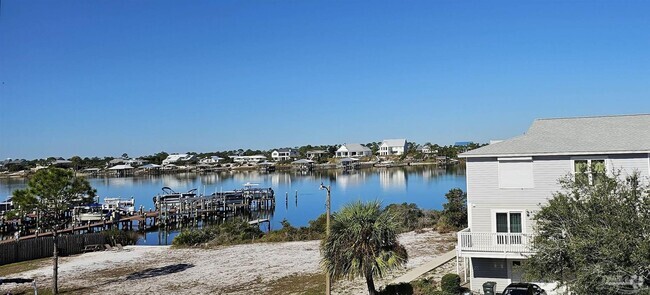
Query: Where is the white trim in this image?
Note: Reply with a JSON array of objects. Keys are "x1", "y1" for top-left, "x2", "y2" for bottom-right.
[
  {"x1": 460, "y1": 150, "x2": 650, "y2": 158},
  {"x1": 490, "y1": 209, "x2": 526, "y2": 234},
  {"x1": 570, "y1": 157, "x2": 612, "y2": 184},
  {"x1": 497, "y1": 156, "x2": 533, "y2": 161}
]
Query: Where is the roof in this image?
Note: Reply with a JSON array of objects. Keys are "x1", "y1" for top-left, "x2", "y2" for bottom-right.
[
  {"x1": 381, "y1": 139, "x2": 407, "y2": 147},
  {"x1": 338, "y1": 143, "x2": 371, "y2": 153},
  {"x1": 307, "y1": 150, "x2": 328, "y2": 154},
  {"x1": 108, "y1": 164, "x2": 134, "y2": 170},
  {"x1": 339, "y1": 158, "x2": 360, "y2": 163},
  {"x1": 461, "y1": 114, "x2": 650, "y2": 158},
  {"x1": 276, "y1": 148, "x2": 296, "y2": 153}
]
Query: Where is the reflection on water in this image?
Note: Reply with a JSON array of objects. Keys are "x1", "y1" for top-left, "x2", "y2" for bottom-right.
[
  {"x1": 379, "y1": 168, "x2": 407, "y2": 191},
  {"x1": 0, "y1": 165, "x2": 466, "y2": 245}
]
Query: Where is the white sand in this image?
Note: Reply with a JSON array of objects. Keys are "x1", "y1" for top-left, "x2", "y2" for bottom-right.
[{"x1": 0, "y1": 229, "x2": 456, "y2": 294}]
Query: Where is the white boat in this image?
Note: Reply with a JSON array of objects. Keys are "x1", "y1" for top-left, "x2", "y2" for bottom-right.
[
  {"x1": 102, "y1": 197, "x2": 136, "y2": 215},
  {"x1": 73, "y1": 204, "x2": 108, "y2": 223}
]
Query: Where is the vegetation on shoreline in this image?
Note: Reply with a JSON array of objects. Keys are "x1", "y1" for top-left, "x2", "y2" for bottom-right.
[{"x1": 173, "y1": 188, "x2": 468, "y2": 248}]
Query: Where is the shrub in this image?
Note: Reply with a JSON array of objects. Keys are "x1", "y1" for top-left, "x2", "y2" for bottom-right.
[
  {"x1": 440, "y1": 189, "x2": 467, "y2": 229},
  {"x1": 380, "y1": 279, "x2": 440, "y2": 295},
  {"x1": 172, "y1": 220, "x2": 263, "y2": 247},
  {"x1": 440, "y1": 273, "x2": 461, "y2": 294}
]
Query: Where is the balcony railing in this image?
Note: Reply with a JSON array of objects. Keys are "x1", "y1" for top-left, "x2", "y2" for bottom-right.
[{"x1": 457, "y1": 228, "x2": 534, "y2": 254}]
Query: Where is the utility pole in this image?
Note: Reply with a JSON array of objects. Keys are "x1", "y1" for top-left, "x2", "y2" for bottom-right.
[{"x1": 320, "y1": 183, "x2": 331, "y2": 295}]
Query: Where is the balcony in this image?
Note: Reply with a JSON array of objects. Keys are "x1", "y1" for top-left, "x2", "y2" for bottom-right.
[{"x1": 457, "y1": 228, "x2": 534, "y2": 258}]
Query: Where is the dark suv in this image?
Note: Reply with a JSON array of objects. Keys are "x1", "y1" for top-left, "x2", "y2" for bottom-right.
[{"x1": 502, "y1": 283, "x2": 547, "y2": 295}]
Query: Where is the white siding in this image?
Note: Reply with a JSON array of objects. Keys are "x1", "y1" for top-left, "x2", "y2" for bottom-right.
[{"x1": 467, "y1": 153, "x2": 649, "y2": 235}]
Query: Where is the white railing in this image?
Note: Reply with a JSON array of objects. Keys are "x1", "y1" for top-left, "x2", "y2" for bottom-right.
[{"x1": 457, "y1": 229, "x2": 534, "y2": 254}]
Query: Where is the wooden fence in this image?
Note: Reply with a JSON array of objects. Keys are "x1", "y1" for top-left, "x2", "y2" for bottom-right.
[{"x1": 0, "y1": 233, "x2": 106, "y2": 265}]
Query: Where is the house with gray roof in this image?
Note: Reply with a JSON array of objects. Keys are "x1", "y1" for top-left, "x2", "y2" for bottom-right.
[
  {"x1": 456, "y1": 114, "x2": 650, "y2": 294},
  {"x1": 335, "y1": 143, "x2": 372, "y2": 158},
  {"x1": 271, "y1": 148, "x2": 298, "y2": 161},
  {"x1": 379, "y1": 139, "x2": 408, "y2": 156}
]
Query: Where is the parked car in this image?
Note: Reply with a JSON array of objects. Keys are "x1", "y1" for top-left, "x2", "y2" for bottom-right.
[{"x1": 502, "y1": 283, "x2": 547, "y2": 295}]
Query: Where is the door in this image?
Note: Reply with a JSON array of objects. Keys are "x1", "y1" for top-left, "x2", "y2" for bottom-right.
[
  {"x1": 510, "y1": 260, "x2": 523, "y2": 283},
  {"x1": 496, "y1": 212, "x2": 523, "y2": 245}
]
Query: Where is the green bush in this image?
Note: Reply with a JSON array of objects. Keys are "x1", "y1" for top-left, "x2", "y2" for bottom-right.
[
  {"x1": 259, "y1": 219, "x2": 324, "y2": 242},
  {"x1": 384, "y1": 203, "x2": 439, "y2": 233},
  {"x1": 440, "y1": 273, "x2": 461, "y2": 294},
  {"x1": 172, "y1": 220, "x2": 263, "y2": 247},
  {"x1": 380, "y1": 279, "x2": 440, "y2": 295}
]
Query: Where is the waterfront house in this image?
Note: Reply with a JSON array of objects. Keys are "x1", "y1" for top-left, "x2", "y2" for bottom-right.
[
  {"x1": 271, "y1": 148, "x2": 298, "y2": 161},
  {"x1": 230, "y1": 155, "x2": 267, "y2": 164},
  {"x1": 335, "y1": 144, "x2": 372, "y2": 158},
  {"x1": 199, "y1": 156, "x2": 224, "y2": 164},
  {"x1": 306, "y1": 150, "x2": 329, "y2": 160},
  {"x1": 456, "y1": 114, "x2": 650, "y2": 294},
  {"x1": 338, "y1": 157, "x2": 360, "y2": 170},
  {"x1": 162, "y1": 154, "x2": 195, "y2": 165},
  {"x1": 379, "y1": 139, "x2": 408, "y2": 156},
  {"x1": 108, "y1": 164, "x2": 134, "y2": 176}
]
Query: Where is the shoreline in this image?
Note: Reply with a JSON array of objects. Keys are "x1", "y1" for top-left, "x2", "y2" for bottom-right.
[{"x1": 0, "y1": 161, "x2": 446, "y2": 180}]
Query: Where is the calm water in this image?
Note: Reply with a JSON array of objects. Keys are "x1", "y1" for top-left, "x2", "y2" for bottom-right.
[{"x1": 0, "y1": 165, "x2": 466, "y2": 245}]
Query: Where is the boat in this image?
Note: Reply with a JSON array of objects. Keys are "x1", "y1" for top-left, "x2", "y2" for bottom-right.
[
  {"x1": 73, "y1": 204, "x2": 109, "y2": 223},
  {"x1": 153, "y1": 187, "x2": 198, "y2": 208},
  {"x1": 102, "y1": 197, "x2": 136, "y2": 215}
]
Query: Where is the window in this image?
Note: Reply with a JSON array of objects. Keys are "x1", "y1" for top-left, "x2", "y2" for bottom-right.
[
  {"x1": 495, "y1": 211, "x2": 523, "y2": 244},
  {"x1": 574, "y1": 159, "x2": 606, "y2": 185},
  {"x1": 498, "y1": 158, "x2": 534, "y2": 188}
]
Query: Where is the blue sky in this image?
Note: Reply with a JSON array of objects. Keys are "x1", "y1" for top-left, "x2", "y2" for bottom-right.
[{"x1": 1, "y1": 0, "x2": 649, "y2": 159}]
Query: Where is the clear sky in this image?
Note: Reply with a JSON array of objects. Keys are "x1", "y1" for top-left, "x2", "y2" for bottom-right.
[{"x1": 1, "y1": 0, "x2": 649, "y2": 159}]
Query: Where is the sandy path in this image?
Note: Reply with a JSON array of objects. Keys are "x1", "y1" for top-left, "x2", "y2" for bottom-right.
[{"x1": 0, "y1": 229, "x2": 456, "y2": 294}]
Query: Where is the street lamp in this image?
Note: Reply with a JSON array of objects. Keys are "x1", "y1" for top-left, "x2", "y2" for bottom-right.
[{"x1": 319, "y1": 183, "x2": 331, "y2": 295}]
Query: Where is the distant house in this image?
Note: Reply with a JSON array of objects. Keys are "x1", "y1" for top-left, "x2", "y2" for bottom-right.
[
  {"x1": 271, "y1": 148, "x2": 298, "y2": 161},
  {"x1": 378, "y1": 139, "x2": 408, "y2": 156},
  {"x1": 162, "y1": 154, "x2": 195, "y2": 165},
  {"x1": 108, "y1": 164, "x2": 134, "y2": 176},
  {"x1": 335, "y1": 144, "x2": 372, "y2": 158},
  {"x1": 416, "y1": 146, "x2": 436, "y2": 155},
  {"x1": 230, "y1": 155, "x2": 267, "y2": 164},
  {"x1": 109, "y1": 158, "x2": 147, "y2": 167},
  {"x1": 306, "y1": 150, "x2": 329, "y2": 160},
  {"x1": 199, "y1": 156, "x2": 224, "y2": 164}
]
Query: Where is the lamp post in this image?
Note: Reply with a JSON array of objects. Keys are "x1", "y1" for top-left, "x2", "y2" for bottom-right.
[{"x1": 319, "y1": 183, "x2": 331, "y2": 295}]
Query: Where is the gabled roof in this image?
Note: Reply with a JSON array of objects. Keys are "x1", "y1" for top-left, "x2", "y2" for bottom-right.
[
  {"x1": 461, "y1": 114, "x2": 650, "y2": 158},
  {"x1": 380, "y1": 139, "x2": 407, "y2": 147},
  {"x1": 338, "y1": 143, "x2": 371, "y2": 153}
]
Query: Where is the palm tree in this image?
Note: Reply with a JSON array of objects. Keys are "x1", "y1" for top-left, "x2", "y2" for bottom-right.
[{"x1": 320, "y1": 200, "x2": 408, "y2": 295}]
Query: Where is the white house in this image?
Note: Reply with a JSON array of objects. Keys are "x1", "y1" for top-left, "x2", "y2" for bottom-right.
[
  {"x1": 456, "y1": 114, "x2": 650, "y2": 294},
  {"x1": 335, "y1": 144, "x2": 372, "y2": 158},
  {"x1": 162, "y1": 154, "x2": 195, "y2": 165},
  {"x1": 306, "y1": 150, "x2": 329, "y2": 160},
  {"x1": 230, "y1": 155, "x2": 267, "y2": 164},
  {"x1": 199, "y1": 156, "x2": 224, "y2": 164},
  {"x1": 379, "y1": 139, "x2": 408, "y2": 156},
  {"x1": 271, "y1": 148, "x2": 298, "y2": 161}
]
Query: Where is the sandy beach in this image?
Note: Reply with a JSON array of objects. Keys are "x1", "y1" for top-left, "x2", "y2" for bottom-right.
[{"x1": 0, "y1": 229, "x2": 457, "y2": 294}]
